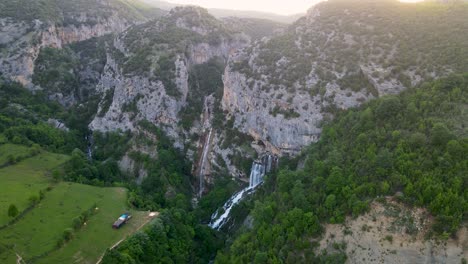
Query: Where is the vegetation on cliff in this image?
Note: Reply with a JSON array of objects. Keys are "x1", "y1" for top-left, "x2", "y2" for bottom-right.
[
  {"x1": 0, "y1": 0, "x2": 162, "y2": 25},
  {"x1": 231, "y1": 0, "x2": 468, "y2": 99},
  {"x1": 215, "y1": 74, "x2": 468, "y2": 263}
]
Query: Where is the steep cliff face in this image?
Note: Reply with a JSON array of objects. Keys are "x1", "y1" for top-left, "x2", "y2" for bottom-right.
[
  {"x1": 0, "y1": 18, "x2": 131, "y2": 90},
  {"x1": 89, "y1": 54, "x2": 188, "y2": 140},
  {"x1": 223, "y1": 64, "x2": 323, "y2": 155},
  {"x1": 0, "y1": 0, "x2": 159, "y2": 90},
  {"x1": 89, "y1": 6, "x2": 249, "y2": 166},
  {"x1": 222, "y1": 0, "x2": 468, "y2": 155}
]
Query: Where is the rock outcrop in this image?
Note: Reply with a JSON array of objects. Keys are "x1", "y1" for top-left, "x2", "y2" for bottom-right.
[
  {"x1": 0, "y1": 4, "x2": 145, "y2": 89},
  {"x1": 319, "y1": 198, "x2": 468, "y2": 264}
]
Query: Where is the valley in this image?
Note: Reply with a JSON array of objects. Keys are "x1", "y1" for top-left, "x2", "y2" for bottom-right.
[{"x1": 0, "y1": 0, "x2": 466, "y2": 263}]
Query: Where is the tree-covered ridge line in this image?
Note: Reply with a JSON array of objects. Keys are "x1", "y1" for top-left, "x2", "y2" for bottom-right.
[
  {"x1": 215, "y1": 74, "x2": 468, "y2": 263},
  {"x1": 231, "y1": 0, "x2": 468, "y2": 100},
  {"x1": 0, "y1": 0, "x2": 163, "y2": 25}
]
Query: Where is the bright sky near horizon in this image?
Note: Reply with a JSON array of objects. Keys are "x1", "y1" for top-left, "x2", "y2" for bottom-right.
[
  {"x1": 166, "y1": 0, "x2": 320, "y2": 15},
  {"x1": 166, "y1": 0, "x2": 425, "y2": 15}
]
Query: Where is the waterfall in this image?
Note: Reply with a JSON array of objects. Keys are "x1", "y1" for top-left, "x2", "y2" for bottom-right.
[
  {"x1": 266, "y1": 155, "x2": 272, "y2": 173},
  {"x1": 208, "y1": 154, "x2": 277, "y2": 230},
  {"x1": 208, "y1": 187, "x2": 254, "y2": 230},
  {"x1": 198, "y1": 128, "x2": 213, "y2": 198},
  {"x1": 249, "y1": 162, "x2": 264, "y2": 188},
  {"x1": 85, "y1": 134, "x2": 93, "y2": 160}
]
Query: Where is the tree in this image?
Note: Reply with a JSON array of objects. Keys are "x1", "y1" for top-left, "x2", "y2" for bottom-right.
[
  {"x1": 52, "y1": 169, "x2": 61, "y2": 181},
  {"x1": 326, "y1": 167, "x2": 346, "y2": 194},
  {"x1": 431, "y1": 123, "x2": 453, "y2": 146},
  {"x1": 62, "y1": 228, "x2": 74, "y2": 242},
  {"x1": 8, "y1": 204, "x2": 18, "y2": 218},
  {"x1": 70, "y1": 148, "x2": 87, "y2": 170},
  {"x1": 375, "y1": 96, "x2": 401, "y2": 120}
]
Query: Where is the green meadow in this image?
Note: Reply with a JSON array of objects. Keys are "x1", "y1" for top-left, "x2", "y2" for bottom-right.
[
  {"x1": 0, "y1": 145, "x2": 152, "y2": 264},
  {"x1": 0, "y1": 147, "x2": 68, "y2": 226},
  {"x1": 0, "y1": 143, "x2": 32, "y2": 166}
]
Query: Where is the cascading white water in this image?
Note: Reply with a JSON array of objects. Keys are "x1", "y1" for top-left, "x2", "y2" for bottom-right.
[
  {"x1": 208, "y1": 187, "x2": 254, "y2": 229},
  {"x1": 198, "y1": 128, "x2": 213, "y2": 198},
  {"x1": 249, "y1": 163, "x2": 264, "y2": 188},
  {"x1": 266, "y1": 155, "x2": 272, "y2": 173},
  {"x1": 208, "y1": 154, "x2": 277, "y2": 230},
  {"x1": 85, "y1": 134, "x2": 93, "y2": 160}
]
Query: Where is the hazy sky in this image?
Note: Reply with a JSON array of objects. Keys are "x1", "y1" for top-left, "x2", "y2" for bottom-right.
[
  {"x1": 166, "y1": 0, "x2": 425, "y2": 15},
  {"x1": 166, "y1": 0, "x2": 322, "y2": 15}
]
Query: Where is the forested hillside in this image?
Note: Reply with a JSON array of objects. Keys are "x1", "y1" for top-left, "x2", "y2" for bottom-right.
[
  {"x1": 215, "y1": 74, "x2": 468, "y2": 263},
  {"x1": 0, "y1": 0, "x2": 163, "y2": 24}
]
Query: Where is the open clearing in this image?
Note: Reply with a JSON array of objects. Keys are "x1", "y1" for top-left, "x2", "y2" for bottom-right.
[
  {"x1": 0, "y1": 144, "x2": 33, "y2": 166},
  {"x1": 0, "y1": 144, "x2": 153, "y2": 264},
  {"x1": 0, "y1": 147, "x2": 68, "y2": 226}
]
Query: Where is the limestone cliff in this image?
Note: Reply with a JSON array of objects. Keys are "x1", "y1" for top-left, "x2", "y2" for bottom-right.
[
  {"x1": 0, "y1": 0, "x2": 157, "y2": 90},
  {"x1": 89, "y1": 7, "x2": 249, "y2": 178},
  {"x1": 222, "y1": 0, "x2": 468, "y2": 155}
]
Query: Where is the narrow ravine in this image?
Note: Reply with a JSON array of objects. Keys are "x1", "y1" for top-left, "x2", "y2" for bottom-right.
[{"x1": 198, "y1": 128, "x2": 213, "y2": 198}]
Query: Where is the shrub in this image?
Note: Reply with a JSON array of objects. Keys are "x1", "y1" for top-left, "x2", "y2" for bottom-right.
[
  {"x1": 62, "y1": 228, "x2": 74, "y2": 242},
  {"x1": 384, "y1": 235, "x2": 393, "y2": 243},
  {"x1": 7, "y1": 204, "x2": 18, "y2": 218},
  {"x1": 72, "y1": 217, "x2": 83, "y2": 231}
]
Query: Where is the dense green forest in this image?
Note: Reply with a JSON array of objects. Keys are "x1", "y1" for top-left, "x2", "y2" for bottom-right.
[
  {"x1": 0, "y1": 78, "x2": 225, "y2": 262},
  {"x1": 215, "y1": 74, "x2": 468, "y2": 263},
  {"x1": 3, "y1": 59, "x2": 465, "y2": 264}
]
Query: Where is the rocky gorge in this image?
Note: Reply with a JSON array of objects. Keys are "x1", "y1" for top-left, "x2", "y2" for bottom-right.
[
  {"x1": 0, "y1": 0, "x2": 467, "y2": 263},
  {"x1": 1, "y1": 0, "x2": 467, "y2": 191}
]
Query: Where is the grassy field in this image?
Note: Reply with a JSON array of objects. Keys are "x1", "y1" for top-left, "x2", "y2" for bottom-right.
[
  {"x1": 0, "y1": 149, "x2": 68, "y2": 226},
  {"x1": 0, "y1": 144, "x2": 153, "y2": 264},
  {"x1": 0, "y1": 143, "x2": 34, "y2": 166}
]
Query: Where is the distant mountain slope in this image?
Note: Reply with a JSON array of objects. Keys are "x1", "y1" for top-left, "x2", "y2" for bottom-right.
[
  {"x1": 141, "y1": 0, "x2": 304, "y2": 23},
  {"x1": 222, "y1": 17, "x2": 287, "y2": 40},
  {"x1": 207, "y1": 8, "x2": 303, "y2": 24}
]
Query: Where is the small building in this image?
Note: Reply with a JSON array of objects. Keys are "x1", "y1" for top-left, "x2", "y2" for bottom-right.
[{"x1": 112, "y1": 213, "x2": 131, "y2": 229}]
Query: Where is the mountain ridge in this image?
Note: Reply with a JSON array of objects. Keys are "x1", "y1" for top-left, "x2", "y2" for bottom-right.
[
  {"x1": 141, "y1": 0, "x2": 305, "y2": 23},
  {"x1": 222, "y1": 0, "x2": 468, "y2": 155}
]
